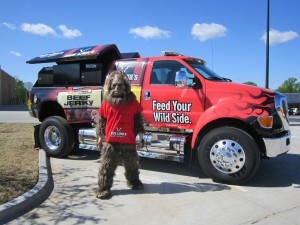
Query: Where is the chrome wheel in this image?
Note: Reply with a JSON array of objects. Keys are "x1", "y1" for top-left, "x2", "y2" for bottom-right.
[
  {"x1": 39, "y1": 116, "x2": 75, "y2": 158},
  {"x1": 44, "y1": 125, "x2": 61, "y2": 151},
  {"x1": 210, "y1": 139, "x2": 245, "y2": 174},
  {"x1": 198, "y1": 127, "x2": 260, "y2": 185}
]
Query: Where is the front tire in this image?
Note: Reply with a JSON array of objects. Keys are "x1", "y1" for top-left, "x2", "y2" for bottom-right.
[
  {"x1": 198, "y1": 127, "x2": 261, "y2": 185},
  {"x1": 39, "y1": 116, "x2": 75, "y2": 158}
]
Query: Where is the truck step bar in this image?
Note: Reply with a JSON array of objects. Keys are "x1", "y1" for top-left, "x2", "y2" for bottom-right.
[{"x1": 78, "y1": 128, "x2": 186, "y2": 162}]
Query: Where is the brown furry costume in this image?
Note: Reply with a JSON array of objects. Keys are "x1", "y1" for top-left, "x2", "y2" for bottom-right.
[{"x1": 96, "y1": 70, "x2": 145, "y2": 199}]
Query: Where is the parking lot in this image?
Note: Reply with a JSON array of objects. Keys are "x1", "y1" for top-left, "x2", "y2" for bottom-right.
[{"x1": 1, "y1": 110, "x2": 299, "y2": 224}]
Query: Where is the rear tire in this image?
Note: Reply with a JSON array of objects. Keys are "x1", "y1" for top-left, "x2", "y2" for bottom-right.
[
  {"x1": 39, "y1": 116, "x2": 75, "y2": 158},
  {"x1": 197, "y1": 127, "x2": 261, "y2": 185}
]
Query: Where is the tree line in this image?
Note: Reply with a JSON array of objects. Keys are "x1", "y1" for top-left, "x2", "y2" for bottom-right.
[
  {"x1": 244, "y1": 77, "x2": 300, "y2": 93},
  {"x1": 15, "y1": 78, "x2": 28, "y2": 105}
]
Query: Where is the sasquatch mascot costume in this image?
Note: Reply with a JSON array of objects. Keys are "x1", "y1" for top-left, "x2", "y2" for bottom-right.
[{"x1": 96, "y1": 70, "x2": 145, "y2": 199}]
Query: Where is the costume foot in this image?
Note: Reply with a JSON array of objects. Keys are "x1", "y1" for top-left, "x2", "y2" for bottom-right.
[
  {"x1": 127, "y1": 180, "x2": 144, "y2": 190},
  {"x1": 96, "y1": 190, "x2": 112, "y2": 199}
]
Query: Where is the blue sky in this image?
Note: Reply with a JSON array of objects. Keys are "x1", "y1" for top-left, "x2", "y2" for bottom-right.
[{"x1": 1, "y1": 0, "x2": 299, "y2": 90}]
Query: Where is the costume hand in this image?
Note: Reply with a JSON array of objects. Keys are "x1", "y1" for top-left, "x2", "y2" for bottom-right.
[
  {"x1": 136, "y1": 133, "x2": 144, "y2": 151},
  {"x1": 97, "y1": 136, "x2": 104, "y2": 150}
]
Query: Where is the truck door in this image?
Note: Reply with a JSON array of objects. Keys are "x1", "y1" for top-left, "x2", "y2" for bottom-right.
[{"x1": 141, "y1": 59, "x2": 206, "y2": 130}]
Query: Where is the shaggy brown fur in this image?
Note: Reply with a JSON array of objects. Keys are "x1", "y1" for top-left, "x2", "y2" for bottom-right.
[
  {"x1": 97, "y1": 143, "x2": 142, "y2": 196},
  {"x1": 104, "y1": 70, "x2": 133, "y2": 106},
  {"x1": 96, "y1": 70, "x2": 145, "y2": 199}
]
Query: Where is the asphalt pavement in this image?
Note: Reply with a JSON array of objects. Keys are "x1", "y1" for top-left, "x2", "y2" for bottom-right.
[
  {"x1": 0, "y1": 105, "x2": 39, "y2": 123},
  {"x1": 0, "y1": 108, "x2": 300, "y2": 225}
]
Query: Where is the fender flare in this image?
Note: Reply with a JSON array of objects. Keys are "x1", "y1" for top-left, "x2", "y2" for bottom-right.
[
  {"x1": 191, "y1": 100, "x2": 259, "y2": 149},
  {"x1": 38, "y1": 100, "x2": 66, "y2": 121},
  {"x1": 191, "y1": 107, "x2": 218, "y2": 148}
]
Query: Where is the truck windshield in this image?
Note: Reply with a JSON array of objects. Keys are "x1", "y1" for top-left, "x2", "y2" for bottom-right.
[{"x1": 184, "y1": 59, "x2": 226, "y2": 81}]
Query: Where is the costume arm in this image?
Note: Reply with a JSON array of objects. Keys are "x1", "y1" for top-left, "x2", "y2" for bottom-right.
[
  {"x1": 134, "y1": 112, "x2": 145, "y2": 135},
  {"x1": 96, "y1": 115, "x2": 106, "y2": 149},
  {"x1": 96, "y1": 115, "x2": 106, "y2": 137},
  {"x1": 134, "y1": 112, "x2": 145, "y2": 150}
]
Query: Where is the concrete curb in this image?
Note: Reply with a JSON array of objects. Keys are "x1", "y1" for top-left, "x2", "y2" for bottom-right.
[{"x1": 0, "y1": 149, "x2": 53, "y2": 224}]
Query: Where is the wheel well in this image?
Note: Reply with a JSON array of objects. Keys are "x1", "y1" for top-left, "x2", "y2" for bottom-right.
[
  {"x1": 39, "y1": 101, "x2": 65, "y2": 122},
  {"x1": 194, "y1": 118, "x2": 266, "y2": 156}
]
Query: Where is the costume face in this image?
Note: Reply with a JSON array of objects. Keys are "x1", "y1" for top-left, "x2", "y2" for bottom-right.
[
  {"x1": 111, "y1": 74, "x2": 126, "y2": 98},
  {"x1": 105, "y1": 71, "x2": 131, "y2": 106}
]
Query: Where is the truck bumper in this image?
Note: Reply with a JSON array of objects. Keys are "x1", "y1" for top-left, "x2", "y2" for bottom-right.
[{"x1": 263, "y1": 130, "x2": 291, "y2": 157}]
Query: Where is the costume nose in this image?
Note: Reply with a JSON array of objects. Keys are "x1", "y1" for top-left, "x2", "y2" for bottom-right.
[{"x1": 114, "y1": 84, "x2": 122, "y2": 89}]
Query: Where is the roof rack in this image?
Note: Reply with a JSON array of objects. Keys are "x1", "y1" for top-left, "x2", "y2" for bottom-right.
[{"x1": 161, "y1": 51, "x2": 184, "y2": 56}]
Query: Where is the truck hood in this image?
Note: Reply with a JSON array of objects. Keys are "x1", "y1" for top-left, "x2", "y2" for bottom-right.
[
  {"x1": 207, "y1": 81, "x2": 275, "y2": 95},
  {"x1": 205, "y1": 81, "x2": 276, "y2": 119}
]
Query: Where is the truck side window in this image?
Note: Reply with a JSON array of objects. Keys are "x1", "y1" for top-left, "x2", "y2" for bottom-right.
[
  {"x1": 150, "y1": 71, "x2": 161, "y2": 84},
  {"x1": 151, "y1": 60, "x2": 191, "y2": 85}
]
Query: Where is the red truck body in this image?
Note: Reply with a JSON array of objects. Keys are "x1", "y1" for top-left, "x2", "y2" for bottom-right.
[{"x1": 27, "y1": 44, "x2": 291, "y2": 185}]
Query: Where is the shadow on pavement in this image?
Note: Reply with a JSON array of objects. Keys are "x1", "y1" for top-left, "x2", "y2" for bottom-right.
[
  {"x1": 66, "y1": 148, "x2": 300, "y2": 190},
  {"x1": 69, "y1": 149, "x2": 203, "y2": 178},
  {"x1": 114, "y1": 181, "x2": 230, "y2": 196},
  {"x1": 246, "y1": 153, "x2": 300, "y2": 188},
  {"x1": 68, "y1": 150, "x2": 100, "y2": 161}
]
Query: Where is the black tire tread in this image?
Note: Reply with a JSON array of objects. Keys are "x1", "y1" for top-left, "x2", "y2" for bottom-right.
[
  {"x1": 197, "y1": 126, "x2": 261, "y2": 185},
  {"x1": 39, "y1": 116, "x2": 75, "y2": 158}
]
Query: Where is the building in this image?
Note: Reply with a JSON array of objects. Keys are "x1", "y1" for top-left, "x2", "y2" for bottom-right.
[
  {"x1": 0, "y1": 67, "x2": 16, "y2": 105},
  {"x1": 284, "y1": 93, "x2": 300, "y2": 108}
]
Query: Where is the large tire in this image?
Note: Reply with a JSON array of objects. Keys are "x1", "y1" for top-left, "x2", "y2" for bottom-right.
[
  {"x1": 197, "y1": 127, "x2": 261, "y2": 185},
  {"x1": 39, "y1": 116, "x2": 75, "y2": 158}
]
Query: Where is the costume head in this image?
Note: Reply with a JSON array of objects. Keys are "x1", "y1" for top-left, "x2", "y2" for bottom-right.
[{"x1": 105, "y1": 70, "x2": 133, "y2": 106}]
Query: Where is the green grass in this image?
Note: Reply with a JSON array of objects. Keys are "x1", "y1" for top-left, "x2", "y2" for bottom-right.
[{"x1": 0, "y1": 123, "x2": 39, "y2": 205}]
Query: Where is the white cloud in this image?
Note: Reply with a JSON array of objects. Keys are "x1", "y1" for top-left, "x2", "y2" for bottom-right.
[
  {"x1": 9, "y1": 51, "x2": 22, "y2": 57},
  {"x1": 58, "y1": 24, "x2": 82, "y2": 39},
  {"x1": 261, "y1": 29, "x2": 299, "y2": 46},
  {"x1": 2, "y1": 22, "x2": 16, "y2": 29},
  {"x1": 129, "y1": 25, "x2": 171, "y2": 39},
  {"x1": 191, "y1": 23, "x2": 227, "y2": 41},
  {"x1": 21, "y1": 23, "x2": 57, "y2": 37}
]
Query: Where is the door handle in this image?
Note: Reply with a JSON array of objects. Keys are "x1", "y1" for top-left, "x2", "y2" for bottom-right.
[{"x1": 144, "y1": 91, "x2": 150, "y2": 100}]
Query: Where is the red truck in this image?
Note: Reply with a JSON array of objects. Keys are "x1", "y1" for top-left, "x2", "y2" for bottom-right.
[{"x1": 27, "y1": 44, "x2": 291, "y2": 185}]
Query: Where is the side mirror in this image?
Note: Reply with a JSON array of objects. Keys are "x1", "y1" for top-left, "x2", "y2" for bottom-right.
[
  {"x1": 186, "y1": 79, "x2": 195, "y2": 87},
  {"x1": 175, "y1": 71, "x2": 186, "y2": 87},
  {"x1": 174, "y1": 71, "x2": 201, "y2": 88},
  {"x1": 186, "y1": 73, "x2": 196, "y2": 87},
  {"x1": 186, "y1": 73, "x2": 194, "y2": 79}
]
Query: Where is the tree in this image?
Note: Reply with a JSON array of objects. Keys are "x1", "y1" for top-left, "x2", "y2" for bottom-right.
[
  {"x1": 15, "y1": 78, "x2": 28, "y2": 105},
  {"x1": 243, "y1": 81, "x2": 257, "y2": 86},
  {"x1": 277, "y1": 77, "x2": 300, "y2": 93}
]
